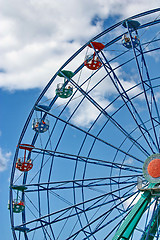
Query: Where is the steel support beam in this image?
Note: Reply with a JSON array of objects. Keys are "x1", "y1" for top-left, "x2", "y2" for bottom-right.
[{"x1": 112, "y1": 183, "x2": 155, "y2": 240}]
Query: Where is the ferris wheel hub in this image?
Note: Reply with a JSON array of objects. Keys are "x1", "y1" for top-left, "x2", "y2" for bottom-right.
[
  {"x1": 147, "y1": 158, "x2": 160, "y2": 178},
  {"x1": 143, "y1": 154, "x2": 160, "y2": 183}
]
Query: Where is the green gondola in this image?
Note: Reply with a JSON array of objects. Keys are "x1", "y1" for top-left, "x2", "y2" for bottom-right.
[
  {"x1": 8, "y1": 185, "x2": 27, "y2": 213},
  {"x1": 56, "y1": 70, "x2": 74, "y2": 98}
]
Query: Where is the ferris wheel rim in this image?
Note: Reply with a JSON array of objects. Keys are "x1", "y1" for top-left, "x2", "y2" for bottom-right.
[{"x1": 9, "y1": 8, "x2": 160, "y2": 240}]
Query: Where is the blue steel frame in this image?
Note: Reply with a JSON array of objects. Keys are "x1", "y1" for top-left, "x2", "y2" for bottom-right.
[{"x1": 9, "y1": 8, "x2": 160, "y2": 240}]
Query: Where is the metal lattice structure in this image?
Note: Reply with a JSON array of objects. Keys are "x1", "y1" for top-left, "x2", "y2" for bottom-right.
[{"x1": 9, "y1": 8, "x2": 160, "y2": 239}]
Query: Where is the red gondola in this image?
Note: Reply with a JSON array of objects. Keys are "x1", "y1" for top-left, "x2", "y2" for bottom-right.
[
  {"x1": 16, "y1": 144, "x2": 34, "y2": 172},
  {"x1": 84, "y1": 42, "x2": 105, "y2": 70}
]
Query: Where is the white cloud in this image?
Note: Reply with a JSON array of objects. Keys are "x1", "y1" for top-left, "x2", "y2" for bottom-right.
[
  {"x1": 0, "y1": 147, "x2": 11, "y2": 172},
  {"x1": 106, "y1": 0, "x2": 160, "y2": 19},
  {"x1": 70, "y1": 94, "x2": 115, "y2": 128},
  {"x1": 123, "y1": 187, "x2": 141, "y2": 209},
  {"x1": 0, "y1": 0, "x2": 105, "y2": 91},
  {"x1": 124, "y1": 158, "x2": 134, "y2": 165},
  {"x1": 0, "y1": 0, "x2": 159, "y2": 91},
  {"x1": 0, "y1": 0, "x2": 159, "y2": 127}
]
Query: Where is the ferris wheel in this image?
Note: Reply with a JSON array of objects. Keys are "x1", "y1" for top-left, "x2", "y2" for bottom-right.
[{"x1": 9, "y1": 8, "x2": 160, "y2": 240}]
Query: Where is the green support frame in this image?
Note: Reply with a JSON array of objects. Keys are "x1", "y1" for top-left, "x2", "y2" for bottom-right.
[
  {"x1": 112, "y1": 183, "x2": 156, "y2": 240},
  {"x1": 140, "y1": 204, "x2": 160, "y2": 240}
]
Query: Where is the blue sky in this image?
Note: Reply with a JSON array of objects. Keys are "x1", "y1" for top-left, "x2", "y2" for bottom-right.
[{"x1": 1, "y1": 1, "x2": 160, "y2": 239}]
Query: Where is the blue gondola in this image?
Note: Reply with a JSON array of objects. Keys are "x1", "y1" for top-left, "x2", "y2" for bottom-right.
[
  {"x1": 122, "y1": 19, "x2": 140, "y2": 49},
  {"x1": 32, "y1": 118, "x2": 49, "y2": 133},
  {"x1": 122, "y1": 34, "x2": 140, "y2": 49},
  {"x1": 32, "y1": 105, "x2": 50, "y2": 133},
  {"x1": 122, "y1": 19, "x2": 140, "y2": 29}
]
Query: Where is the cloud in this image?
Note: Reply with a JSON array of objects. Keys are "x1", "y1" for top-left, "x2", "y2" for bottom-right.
[
  {"x1": 70, "y1": 94, "x2": 115, "y2": 128},
  {"x1": 0, "y1": 0, "x2": 159, "y2": 91},
  {"x1": 0, "y1": 0, "x2": 105, "y2": 91},
  {"x1": 0, "y1": 1, "x2": 159, "y2": 128},
  {"x1": 123, "y1": 187, "x2": 141, "y2": 209},
  {"x1": 106, "y1": 0, "x2": 160, "y2": 19},
  {"x1": 0, "y1": 147, "x2": 11, "y2": 172}
]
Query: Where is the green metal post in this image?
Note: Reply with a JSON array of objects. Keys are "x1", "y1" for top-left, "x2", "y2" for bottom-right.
[
  {"x1": 112, "y1": 183, "x2": 155, "y2": 240},
  {"x1": 140, "y1": 204, "x2": 160, "y2": 240}
]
